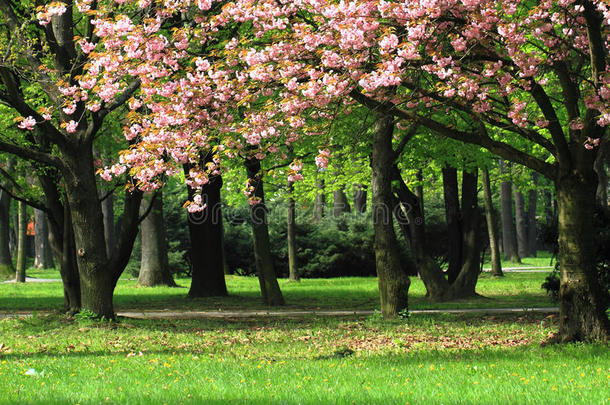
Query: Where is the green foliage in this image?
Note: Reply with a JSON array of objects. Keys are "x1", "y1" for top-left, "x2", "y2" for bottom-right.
[{"x1": 223, "y1": 205, "x2": 413, "y2": 278}]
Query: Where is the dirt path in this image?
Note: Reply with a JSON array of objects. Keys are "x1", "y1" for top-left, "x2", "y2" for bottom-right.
[{"x1": 0, "y1": 307, "x2": 559, "y2": 320}]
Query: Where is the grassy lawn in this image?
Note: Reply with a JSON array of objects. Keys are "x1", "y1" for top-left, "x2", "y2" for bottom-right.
[
  {"x1": 482, "y1": 250, "x2": 556, "y2": 269},
  {"x1": 0, "y1": 272, "x2": 554, "y2": 313},
  {"x1": 0, "y1": 313, "x2": 607, "y2": 404}
]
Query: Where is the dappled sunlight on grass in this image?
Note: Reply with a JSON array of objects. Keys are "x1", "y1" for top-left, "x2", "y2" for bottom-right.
[
  {"x1": 0, "y1": 313, "x2": 606, "y2": 404},
  {"x1": 0, "y1": 273, "x2": 554, "y2": 313}
]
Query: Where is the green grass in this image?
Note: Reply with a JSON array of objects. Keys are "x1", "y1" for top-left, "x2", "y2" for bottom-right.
[
  {"x1": 0, "y1": 313, "x2": 607, "y2": 404},
  {"x1": 0, "y1": 272, "x2": 554, "y2": 313},
  {"x1": 483, "y1": 250, "x2": 556, "y2": 268}
]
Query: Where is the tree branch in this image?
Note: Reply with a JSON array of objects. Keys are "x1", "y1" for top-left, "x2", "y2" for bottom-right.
[
  {"x1": 0, "y1": 182, "x2": 46, "y2": 211},
  {"x1": 350, "y1": 90, "x2": 557, "y2": 178},
  {"x1": 0, "y1": 139, "x2": 63, "y2": 168},
  {"x1": 97, "y1": 79, "x2": 141, "y2": 121}
]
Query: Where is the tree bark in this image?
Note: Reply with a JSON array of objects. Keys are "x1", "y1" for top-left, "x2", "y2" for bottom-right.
[
  {"x1": 513, "y1": 185, "x2": 528, "y2": 258},
  {"x1": 353, "y1": 184, "x2": 367, "y2": 212},
  {"x1": 500, "y1": 161, "x2": 520, "y2": 262},
  {"x1": 39, "y1": 171, "x2": 81, "y2": 314},
  {"x1": 185, "y1": 161, "x2": 227, "y2": 297},
  {"x1": 332, "y1": 189, "x2": 351, "y2": 216},
  {"x1": 34, "y1": 209, "x2": 54, "y2": 269},
  {"x1": 62, "y1": 143, "x2": 142, "y2": 319},
  {"x1": 287, "y1": 180, "x2": 299, "y2": 281},
  {"x1": 15, "y1": 201, "x2": 27, "y2": 283},
  {"x1": 594, "y1": 140, "x2": 609, "y2": 213},
  {"x1": 56, "y1": 203, "x2": 80, "y2": 314},
  {"x1": 415, "y1": 169, "x2": 425, "y2": 218},
  {"x1": 101, "y1": 193, "x2": 116, "y2": 259},
  {"x1": 446, "y1": 169, "x2": 482, "y2": 298},
  {"x1": 245, "y1": 157, "x2": 285, "y2": 306},
  {"x1": 482, "y1": 168, "x2": 503, "y2": 276},
  {"x1": 392, "y1": 167, "x2": 448, "y2": 300},
  {"x1": 527, "y1": 173, "x2": 539, "y2": 257},
  {"x1": 137, "y1": 191, "x2": 176, "y2": 287},
  {"x1": 442, "y1": 166, "x2": 462, "y2": 283},
  {"x1": 0, "y1": 191, "x2": 14, "y2": 279},
  {"x1": 555, "y1": 169, "x2": 610, "y2": 342},
  {"x1": 371, "y1": 112, "x2": 410, "y2": 318},
  {"x1": 313, "y1": 178, "x2": 325, "y2": 221}
]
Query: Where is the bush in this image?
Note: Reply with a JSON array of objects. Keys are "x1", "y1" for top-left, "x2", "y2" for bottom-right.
[{"x1": 223, "y1": 204, "x2": 413, "y2": 278}]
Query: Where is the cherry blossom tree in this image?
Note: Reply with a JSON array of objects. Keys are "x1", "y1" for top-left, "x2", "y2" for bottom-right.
[
  {"x1": 78, "y1": 0, "x2": 608, "y2": 339},
  {"x1": 0, "y1": 0, "x2": 147, "y2": 316}
]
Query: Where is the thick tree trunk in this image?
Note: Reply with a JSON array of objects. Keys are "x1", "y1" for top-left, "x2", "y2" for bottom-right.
[
  {"x1": 500, "y1": 161, "x2": 520, "y2": 262},
  {"x1": 15, "y1": 201, "x2": 26, "y2": 283},
  {"x1": 185, "y1": 163, "x2": 227, "y2": 297},
  {"x1": 555, "y1": 171, "x2": 609, "y2": 342},
  {"x1": 34, "y1": 209, "x2": 54, "y2": 269},
  {"x1": 353, "y1": 184, "x2": 367, "y2": 212},
  {"x1": 332, "y1": 189, "x2": 351, "y2": 216},
  {"x1": 371, "y1": 113, "x2": 410, "y2": 318},
  {"x1": 527, "y1": 173, "x2": 539, "y2": 257},
  {"x1": 482, "y1": 169, "x2": 503, "y2": 276},
  {"x1": 245, "y1": 157, "x2": 284, "y2": 306},
  {"x1": 62, "y1": 143, "x2": 142, "y2": 318},
  {"x1": 287, "y1": 181, "x2": 299, "y2": 282},
  {"x1": 447, "y1": 169, "x2": 482, "y2": 298},
  {"x1": 313, "y1": 178, "x2": 325, "y2": 221},
  {"x1": 56, "y1": 204, "x2": 80, "y2": 314},
  {"x1": 442, "y1": 166, "x2": 462, "y2": 283},
  {"x1": 138, "y1": 192, "x2": 176, "y2": 287},
  {"x1": 392, "y1": 167, "x2": 448, "y2": 300},
  {"x1": 101, "y1": 193, "x2": 116, "y2": 259},
  {"x1": 39, "y1": 171, "x2": 81, "y2": 314},
  {"x1": 513, "y1": 186, "x2": 528, "y2": 258},
  {"x1": 0, "y1": 191, "x2": 14, "y2": 279},
  {"x1": 594, "y1": 140, "x2": 609, "y2": 213}
]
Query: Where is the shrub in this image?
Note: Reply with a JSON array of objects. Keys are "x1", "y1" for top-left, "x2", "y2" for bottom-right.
[{"x1": 222, "y1": 204, "x2": 413, "y2": 278}]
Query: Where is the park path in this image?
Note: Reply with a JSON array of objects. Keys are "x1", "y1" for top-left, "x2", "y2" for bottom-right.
[{"x1": 0, "y1": 307, "x2": 559, "y2": 320}]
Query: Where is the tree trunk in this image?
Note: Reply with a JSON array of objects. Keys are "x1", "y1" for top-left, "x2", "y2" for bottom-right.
[
  {"x1": 353, "y1": 184, "x2": 367, "y2": 212},
  {"x1": 185, "y1": 162, "x2": 227, "y2": 297},
  {"x1": 313, "y1": 178, "x2": 325, "y2": 221},
  {"x1": 392, "y1": 167, "x2": 448, "y2": 300},
  {"x1": 245, "y1": 157, "x2": 284, "y2": 306},
  {"x1": 0, "y1": 191, "x2": 14, "y2": 279},
  {"x1": 62, "y1": 143, "x2": 142, "y2": 319},
  {"x1": 56, "y1": 203, "x2": 80, "y2": 314},
  {"x1": 332, "y1": 189, "x2": 351, "y2": 216},
  {"x1": 371, "y1": 112, "x2": 410, "y2": 318},
  {"x1": 513, "y1": 185, "x2": 528, "y2": 258},
  {"x1": 15, "y1": 201, "x2": 27, "y2": 283},
  {"x1": 101, "y1": 193, "x2": 116, "y2": 259},
  {"x1": 40, "y1": 172, "x2": 81, "y2": 314},
  {"x1": 527, "y1": 173, "x2": 539, "y2": 257},
  {"x1": 287, "y1": 180, "x2": 299, "y2": 282},
  {"x1": 500, "y1": 161, "x2": 520, "y2": 262},
  {"x1": 555, "y1": 170, "x2": 609, "y2": 342},
  {"x1": 415, "y1": 169, "x2": 424, "y2": 218},
  {"x1": 482, "y1": 168, "x2": 503, "y2": 276},
  {"x1": 447, "y1": 169, "x2": 482, "y2": 298},
  {"x1": 442, "y1": 166, "x2": 462, "y2": 283},
  {"x1": 594, "y1": 140, "x2": 609, "y2": 213},
  {"x1": 34, "y1": 209, "x2": 54, "y2": 269},
  {"x1": 137, "y1": 192, "x2": 176, "y2": 287}
]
